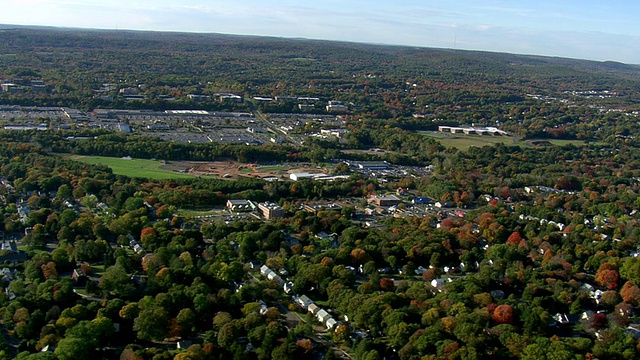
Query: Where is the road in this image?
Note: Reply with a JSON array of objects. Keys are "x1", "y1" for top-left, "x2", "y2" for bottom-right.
[{"x1": 247, "y1": 103, "x2": 303, "y2": 147}]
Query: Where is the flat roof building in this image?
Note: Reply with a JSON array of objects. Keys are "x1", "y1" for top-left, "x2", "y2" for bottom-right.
[
  {"x1": 304, "y1": 202, "x2": 342, "y2": 214},
  {"x1": 258, "y1": 202, "x2": 285, "y2": 220},
  {"x1": 226, "y1": 199, "x2": 256, "y2": 212},
  {"x1": 370, "y1": 194, "x2": 402, "y2": 207}
]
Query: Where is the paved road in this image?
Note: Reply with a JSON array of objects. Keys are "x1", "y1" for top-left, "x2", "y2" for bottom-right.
[{"x1": 248, "y1": 104, "x2": 303, "y2": 147}]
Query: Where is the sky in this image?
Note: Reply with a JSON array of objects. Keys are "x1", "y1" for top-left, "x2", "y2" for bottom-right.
[{"x1": 2, "y1": 0, "x2": 640, "y2": 64}]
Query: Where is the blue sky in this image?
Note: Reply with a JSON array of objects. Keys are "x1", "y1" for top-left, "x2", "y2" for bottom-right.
[{"x1": 2, "y1": 0, "x2": 640, "y2": 63}]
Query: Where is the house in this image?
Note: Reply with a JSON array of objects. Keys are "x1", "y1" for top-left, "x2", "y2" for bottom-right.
[
  {"x1": 267, "y1": 272, "x2": 283, "y2": 286},
  {"x1": 40, "y1": 345, "x2": 55, "y2": 353},
  {"x1": 581, "y1": 311, "x2": 595, "y2": 321},
  {"x1": 71, "y1": 268, "x2": 88, "y2": 286},
  {"x1": 325, "y1": 318, "x2": 338, "y2": 329},
  {"x1": 315, "y1": 232, "x2": 337, "y2": 240},
  {"x1": 316, "y1": 309, "x2": 331, "y2": 324},
  {"x1": 260, "y1": 265, "x2": 271, "y2": 276},
  {"x1": 1, "y1": 240, "x2": 18, "y2": 253},
  {"x1": 259, "y1": 300, "x2": 268, "y2": 315},
  {"x1": 283, "y1": 281, "x2": 294, "y2": 294},
  {"x1": 296, "y1": 295, "x2": 313, "y2": 309},
  {"x1": 133, "y1": 244, "x2": 145, "y2": 254},
  {"x1": 308, "y1": 303, "x2": 319, "y2": 315},
  {"x1": 431, "y1": 277, "x2": 452, "y2": 291},
  {"x1": 625, "y1": 327, "x2": 640, "y2": 340},
  {"x1": 552, "y1": 313, "x2": 580, "y2": 326}
]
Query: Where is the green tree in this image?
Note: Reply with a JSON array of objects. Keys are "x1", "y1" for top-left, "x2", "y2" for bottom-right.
[{"x1": 100, "y1": 264, "x2": 135, "y2": 297}]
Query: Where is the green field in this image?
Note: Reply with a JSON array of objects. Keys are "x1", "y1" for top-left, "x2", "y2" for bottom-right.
[
  {"x1": 68, "y1": 155, "x2": 195, "y2": 180},
  {"x1": 256, "y1": 165, "x2": 286, "y2": 171},
  {"x1": 420, "y1": 131, "x2": 517, "y2": 150},
  {"x1": 545, "y1": 139, "x2": 599, "y2": 146},
  {"x1": 177, "y1": 208, "x2": 225, "y2": 217}
]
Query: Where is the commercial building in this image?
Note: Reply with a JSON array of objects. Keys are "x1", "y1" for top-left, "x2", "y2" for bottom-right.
[
  {"x1": 304, "y1": 202, "x2": 342, "y2": 214},
  {"x1": 438, "y1": 126, "x2": 508, "y2": 136},
  {"x1": 370, "y1": 194, "x2": 402, "y2": 207},
  {"x1": 226, "y1": 199, "x2": 256, "y2": 212},
  {"x1": 258, "y1": 202, "x2": 285, "y2": 219}
]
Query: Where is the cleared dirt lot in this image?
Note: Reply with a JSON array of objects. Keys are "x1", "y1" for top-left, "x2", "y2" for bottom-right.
[{"x1": 160, "y1": 160, "x2": 326, "y2": 180}]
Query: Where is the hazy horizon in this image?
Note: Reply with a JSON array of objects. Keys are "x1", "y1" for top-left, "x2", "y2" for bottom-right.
[{"x1": 1, "y1": 0, "x2": 639, "y2": 64}]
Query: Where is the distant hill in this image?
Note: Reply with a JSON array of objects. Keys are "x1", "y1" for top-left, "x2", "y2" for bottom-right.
[{"x1": 0, "y1": 24, "x2": 639, "y2": 112}]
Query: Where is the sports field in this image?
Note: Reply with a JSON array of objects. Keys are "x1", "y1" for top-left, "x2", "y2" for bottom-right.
[{"x1": 67, "y1": 155, "x2": 196, "y2": 180}]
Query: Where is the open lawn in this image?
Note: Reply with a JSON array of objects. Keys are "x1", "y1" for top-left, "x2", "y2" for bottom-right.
[
  {"x1": 66, "y1": 155, "x2": 196, "y2": 180},
  {"x1": 256, "y1": 165, "x2": 286, "y2": 172},
  {"x1": 177, "y1": 208, "x2": 226, "y2": 217},
  {"x1": 420, "y1": 131, "x2": 517, "y2": 150},
  {"x1": 545, "y1": 139, "x2": 602, "y2": 146}
]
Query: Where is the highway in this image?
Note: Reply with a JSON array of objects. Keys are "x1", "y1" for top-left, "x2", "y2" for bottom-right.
[{"x1": 247, "y1": 103, "x2": 303, "y2": 147}]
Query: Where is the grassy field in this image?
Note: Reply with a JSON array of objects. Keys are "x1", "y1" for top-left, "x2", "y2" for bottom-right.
[
  {"x1": 177, "y1": 208, "x2": 225, "y2": 217},
  {"x1": 256, "y1": 165, "x2": 286, "y2": 171},
  {"x1": 545, "y1": 139, "x2": 597, "y2": 146},
  {"x1": 67, "y1": 155, "x2": 196, "y2": 180},
  {"x1": 420, "y1": 131, "x2": 517, "y2": 150}
]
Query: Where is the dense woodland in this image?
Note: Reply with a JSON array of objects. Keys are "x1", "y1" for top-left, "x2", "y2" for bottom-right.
[{"x1": 0, "y1": 26, "x2": 640, "y2": 360}]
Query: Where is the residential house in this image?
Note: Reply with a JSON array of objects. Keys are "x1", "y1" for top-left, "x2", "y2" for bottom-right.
[
  {"x1": 316, "y1": 309, "x2": 331, "y2": 324},
  {"x1": 325, "y1": 318, "x2": 338, "y2": 329}
]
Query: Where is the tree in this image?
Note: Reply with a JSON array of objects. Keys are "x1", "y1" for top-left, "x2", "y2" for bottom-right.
[
  {"x1": 493, "y1": 305, "x2": 514, "y2": 324},
  {"x1": 620, "y1": 257, "x2": 640, "y2": 285},
  {"x1": 54, "y1": 337, "x2": 92, "y2": 360},
  {"x1": 100, "y1": 264, "x2": 135, "y2": 297},
  {"x1": 507, "y1": 231, "x2": 523, "y2": 245},
  {"x1": 133, "y1": 305, "x2": 169, "y2": 341},
  {"x1": 56, "y1": 184, "x2": 72, "y2": 199},
  {"x1": 595, "y1": 263, "x2": 620, "y2": 290},
  {"x1": 620, "y1": 281, "x2": 640, "y2": 306},
  {"x1": 177, "y1": 308, "x2": 196, "y2": 334}
]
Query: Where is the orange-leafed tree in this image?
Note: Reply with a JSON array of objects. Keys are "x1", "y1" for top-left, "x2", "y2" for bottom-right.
[
  {"x1": 507, "y1": 231, "x2": 523, "y2": 245},
  {"x1": 595, "y1": 263, "x2": 620, "y2": 290},
  {"x1": 620, "y1": 281, "x2": 640, "y2": 306},
  {"x1": 492, "y1": 304, "x2": 514, "y2": 324}
]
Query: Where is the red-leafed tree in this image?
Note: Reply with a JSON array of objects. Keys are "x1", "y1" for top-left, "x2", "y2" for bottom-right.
[
  {"x1": 591, "y1": 312, "x2": 607, "y2": 329},
  {"x1": 380, "y1": 278, "x2": 395, "y2": 291},
  {"x1": 507, "y1": 232, "x2": 523, "y2": 245},
  {"x1": 140, "y1": 227, "x2": 156, "y2": 238},
  {"x1": 492, "y1": 304, "x2": 514, "y2": 324},
  {"x1": 595, "y1": 263, "x2": 620, "y2": 290}
]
